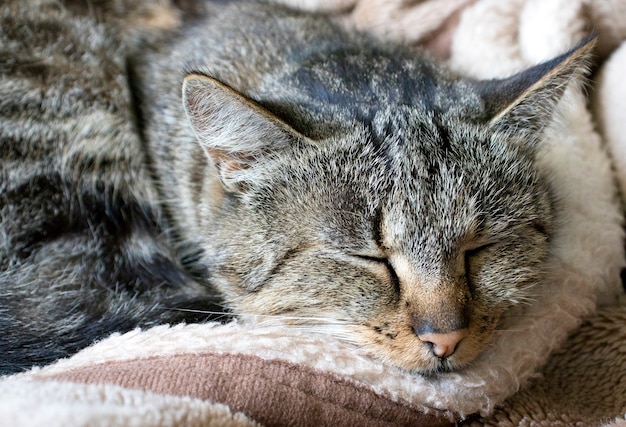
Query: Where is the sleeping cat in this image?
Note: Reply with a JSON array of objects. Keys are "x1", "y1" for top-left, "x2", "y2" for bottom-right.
[{"x1": 0, "y1": 0, "x2": 592, "y2": 375}]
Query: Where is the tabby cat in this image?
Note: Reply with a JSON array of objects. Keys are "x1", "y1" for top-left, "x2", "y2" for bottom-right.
[{"x1": 0, "y1": 0, "x2": 592, "y2": 375}]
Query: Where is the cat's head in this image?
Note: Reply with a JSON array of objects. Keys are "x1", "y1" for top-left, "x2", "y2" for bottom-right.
[{"x1": 181, "y1": 38, "x2": 593, "y2": 374}]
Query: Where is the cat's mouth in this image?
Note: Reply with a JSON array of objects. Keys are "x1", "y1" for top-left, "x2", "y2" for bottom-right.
[{"x1": 358, "y1": 312, "x2": 500, "y2": 374}]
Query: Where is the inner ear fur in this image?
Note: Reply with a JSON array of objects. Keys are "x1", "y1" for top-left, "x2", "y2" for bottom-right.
[{"x1": 182, "y1": 73, "x2": 305, "y2": 192}]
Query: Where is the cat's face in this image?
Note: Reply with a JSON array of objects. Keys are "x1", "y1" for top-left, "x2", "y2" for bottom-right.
[
  {"x1": 182, "y1": 38, "x2": 590, "y2": 374},
  {"x1": 200, "y1": 110, "x2": 552, "y2": 374}
]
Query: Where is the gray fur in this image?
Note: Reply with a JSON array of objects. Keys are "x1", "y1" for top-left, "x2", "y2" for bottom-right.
[
  {"x1": 1, "y1": 0, "x2": 592, "y2": 375},
  {"x1": 0, "y1": 0, "x2": 225, "y2": 375}
]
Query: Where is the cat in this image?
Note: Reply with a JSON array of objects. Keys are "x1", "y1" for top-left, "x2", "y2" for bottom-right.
[
  {"x1": 0, "y1": 0, "x2": 226, "y2": 374},
  {"x1": 0, "y1": 0, "x2": 592, "y2": 375}
]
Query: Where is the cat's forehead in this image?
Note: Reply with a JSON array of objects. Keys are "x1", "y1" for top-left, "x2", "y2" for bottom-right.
[{"x1": 308, "y1": 109, "x2": 546, "y2": 218}]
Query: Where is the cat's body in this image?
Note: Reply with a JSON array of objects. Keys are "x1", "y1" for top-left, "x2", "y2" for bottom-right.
[
  {"x1": 0, "y1": 0, "x2": 226, "y2": 374},
  {"x1": 0, "y1": 0, "x2": 591, "y2": 375}
]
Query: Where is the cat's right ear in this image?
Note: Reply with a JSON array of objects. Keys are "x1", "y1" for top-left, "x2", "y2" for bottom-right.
[
  {"x1": 473, "y1": 37, "x2": 595, "y2": 145},
  {"x1": 182, "y1": 73, "x2": 304, "y2": 192}
]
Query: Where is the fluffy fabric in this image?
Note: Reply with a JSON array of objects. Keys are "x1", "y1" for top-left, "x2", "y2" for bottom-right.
[
  {"x1": 469, "y1": 296, "x2": 626, "y2": 426},
  {"x1": 1, "y1": 0, "x2": 625, "y2": 425},
  {"x1": 595, "y1": 40, "x2": 626, "y2": 204},
  {"x1": 1, "y1": 298, "x2": 625, "y2": 426}
]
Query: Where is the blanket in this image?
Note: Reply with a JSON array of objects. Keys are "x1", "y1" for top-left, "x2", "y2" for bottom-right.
[
  {"x1": 1, "y1": 299, "x2": 625, "y2": 426},
  {"x1": 2, "y1": 0, "x2": 625, "y2": 426}
]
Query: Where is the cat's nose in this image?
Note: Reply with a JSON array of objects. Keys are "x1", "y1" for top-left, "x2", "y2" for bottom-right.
[{"x1": 417, "y1": 329, "x2": 469, "y2": 358}]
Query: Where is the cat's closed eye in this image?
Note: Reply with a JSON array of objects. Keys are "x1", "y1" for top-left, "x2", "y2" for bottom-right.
[
  {"x1": 352, "y1": 254, "x2": 401, "y2": 294},
  {"x1": 463, "y1": 243, "x2": 495, "y2": 288}
]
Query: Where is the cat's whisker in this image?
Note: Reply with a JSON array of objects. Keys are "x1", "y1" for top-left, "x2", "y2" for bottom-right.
[
  {"x1": 493, "y1": 327, "x2": 535, "y2": 333},
  {"x1": 249, "y1": 313, "x2": 354, "y2": 327},
  {"x1": 500, "y1": 314, "x2": 557, "y2": 319},
  {"x1": 238, "y1": 313, "x2": 362, "y2": 341},
  {"x1": 164, "y1": 307, "x2": 232, "y2": 323},
  {"x1": 167, "y1": 308, "x2": 228, "y2": 315}
]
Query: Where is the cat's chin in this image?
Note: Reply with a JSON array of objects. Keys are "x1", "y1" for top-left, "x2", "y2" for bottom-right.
[
  {"x1": 365, "y1": 342, "x2": 481, "y2": 375},
  {"x1": 409, "y1": 360, "x2": 465, "y2": 377}
]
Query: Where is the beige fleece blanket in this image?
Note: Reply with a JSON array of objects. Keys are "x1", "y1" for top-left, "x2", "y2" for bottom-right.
[
  {"x1": 0, "y1": 323, "x2": 458, "y2": 427},
  {"x1": 1, "y1": 297, "x2": 625, "y2": 426},
  {"x1": 2, "y1": 1, "x2": 625, "y2": 426}
]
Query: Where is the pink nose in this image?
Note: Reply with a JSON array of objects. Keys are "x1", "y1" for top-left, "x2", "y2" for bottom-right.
[{"x1": 418, "y1": 329, "x2": 469, "y2": 358}]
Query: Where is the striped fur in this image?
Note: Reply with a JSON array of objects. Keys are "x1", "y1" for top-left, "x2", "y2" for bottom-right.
[{"x1": 0, "y1": 0, "x2": 225, "y2": 375}]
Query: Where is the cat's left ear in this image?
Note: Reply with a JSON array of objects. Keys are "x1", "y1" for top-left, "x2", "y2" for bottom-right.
[
  {"x1": 182, "y1": 73, "x2": 305, "y2": 192},
  {"x1": 474, "y1": 37, "x2": 595, "y2": 141}
]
